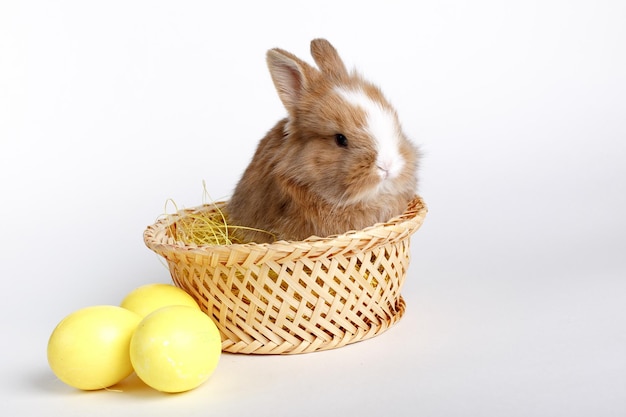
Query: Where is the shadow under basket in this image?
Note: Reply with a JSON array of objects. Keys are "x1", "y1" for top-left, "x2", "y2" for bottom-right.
[{"x1": 143, "y1": 196, "x2": 427, "y2": 354}]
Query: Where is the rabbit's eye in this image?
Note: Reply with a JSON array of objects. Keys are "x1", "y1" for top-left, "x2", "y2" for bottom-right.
[{"x1": 335, "y1": 134, "x2": 348, "y2": 147}]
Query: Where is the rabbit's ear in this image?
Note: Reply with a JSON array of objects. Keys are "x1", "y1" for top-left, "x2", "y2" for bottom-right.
[
  {"x1": 310, "y1": 38, "x2": 348, "y2": 81},
  {"x1": 266, "y1": 48, "x2": 315, "y2": 114}
]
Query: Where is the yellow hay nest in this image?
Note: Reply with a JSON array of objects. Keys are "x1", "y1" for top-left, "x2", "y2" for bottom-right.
[
  {"x1": 146, "y1": 194, "x2": 427, "y2": 354},
  {"x1": 165, "y1": 200, "x2": 275, "y2": 246},
  {"x1": 162, "y1": 182, "x2": 275, "y2": 246}
]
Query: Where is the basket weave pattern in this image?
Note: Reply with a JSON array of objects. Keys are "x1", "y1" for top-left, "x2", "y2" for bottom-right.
[{"x1": 144, "y1": 196, "x2": 427, "y2": 354}]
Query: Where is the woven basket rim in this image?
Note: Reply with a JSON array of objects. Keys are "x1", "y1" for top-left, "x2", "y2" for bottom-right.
[{"x1": 144, "y1": 195, "x2": 427, "y2": 263}]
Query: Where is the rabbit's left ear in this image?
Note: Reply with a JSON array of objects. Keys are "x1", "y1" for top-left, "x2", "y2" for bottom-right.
[{"x1": 310, "y1": 39, "x2": 348, "y2": 81}]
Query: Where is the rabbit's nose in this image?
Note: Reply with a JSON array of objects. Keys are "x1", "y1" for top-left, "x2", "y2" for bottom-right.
[
  {"x1": 376, "y1": 155, "x2": 404, "y2": 180},
  {"x1": 377, "y1": 165, "x2": 390, "y2": 180}
]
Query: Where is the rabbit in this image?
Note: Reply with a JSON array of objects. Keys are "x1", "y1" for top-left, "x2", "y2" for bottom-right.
[{"x1": 227, "y1": 38, "x2": 419, "y2": 243}]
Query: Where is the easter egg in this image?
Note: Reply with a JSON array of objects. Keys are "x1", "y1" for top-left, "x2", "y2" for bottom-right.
[
  {"x1": 47, "y1": 305, "x2": 142, "y2": 390},
  {"x1": 130, "y1": 305, "x2": 222, "y2": 393},
  {"x1": 120, "y1": 283, "x2": 200, "y2": 317}
]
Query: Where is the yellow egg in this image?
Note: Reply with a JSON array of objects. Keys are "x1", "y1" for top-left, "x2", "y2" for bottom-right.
[
  {"x1": 120, "y1": 283, "x2": 200, "y2": 317},
  {"x1": 47, "y1": 305, "x2": 142, "y2": 390},
  {"x1": 130, "y1": 305, "x2": 222, "y2": 393}
]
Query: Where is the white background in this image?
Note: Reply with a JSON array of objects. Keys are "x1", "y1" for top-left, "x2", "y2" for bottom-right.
[{"x1": 1, "y1": 1, "x2": 625, "y2": 416}]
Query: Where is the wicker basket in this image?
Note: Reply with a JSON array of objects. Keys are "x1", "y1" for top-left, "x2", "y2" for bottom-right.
[{"x1": 143, "y1": 196, "x2": 427, "y2": 354}]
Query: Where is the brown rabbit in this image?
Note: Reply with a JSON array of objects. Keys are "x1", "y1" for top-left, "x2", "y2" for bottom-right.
[{"x1": 227, "y1": 39, "x2": 419, "y2": 243}]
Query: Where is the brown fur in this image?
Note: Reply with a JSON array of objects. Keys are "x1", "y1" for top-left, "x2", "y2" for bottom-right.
[{"x1": 227, "y1": 39, "x2": 419, "y2": 243}]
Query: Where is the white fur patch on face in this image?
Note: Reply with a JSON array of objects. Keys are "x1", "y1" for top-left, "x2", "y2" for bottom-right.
[{"x1": 335, "y1": 87, "x2": 405, "y2": 182}]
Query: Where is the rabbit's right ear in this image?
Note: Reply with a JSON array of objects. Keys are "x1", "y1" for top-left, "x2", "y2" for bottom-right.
[{"x1": 266, "y1": 48, "x2": 315, "y2": 116}]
